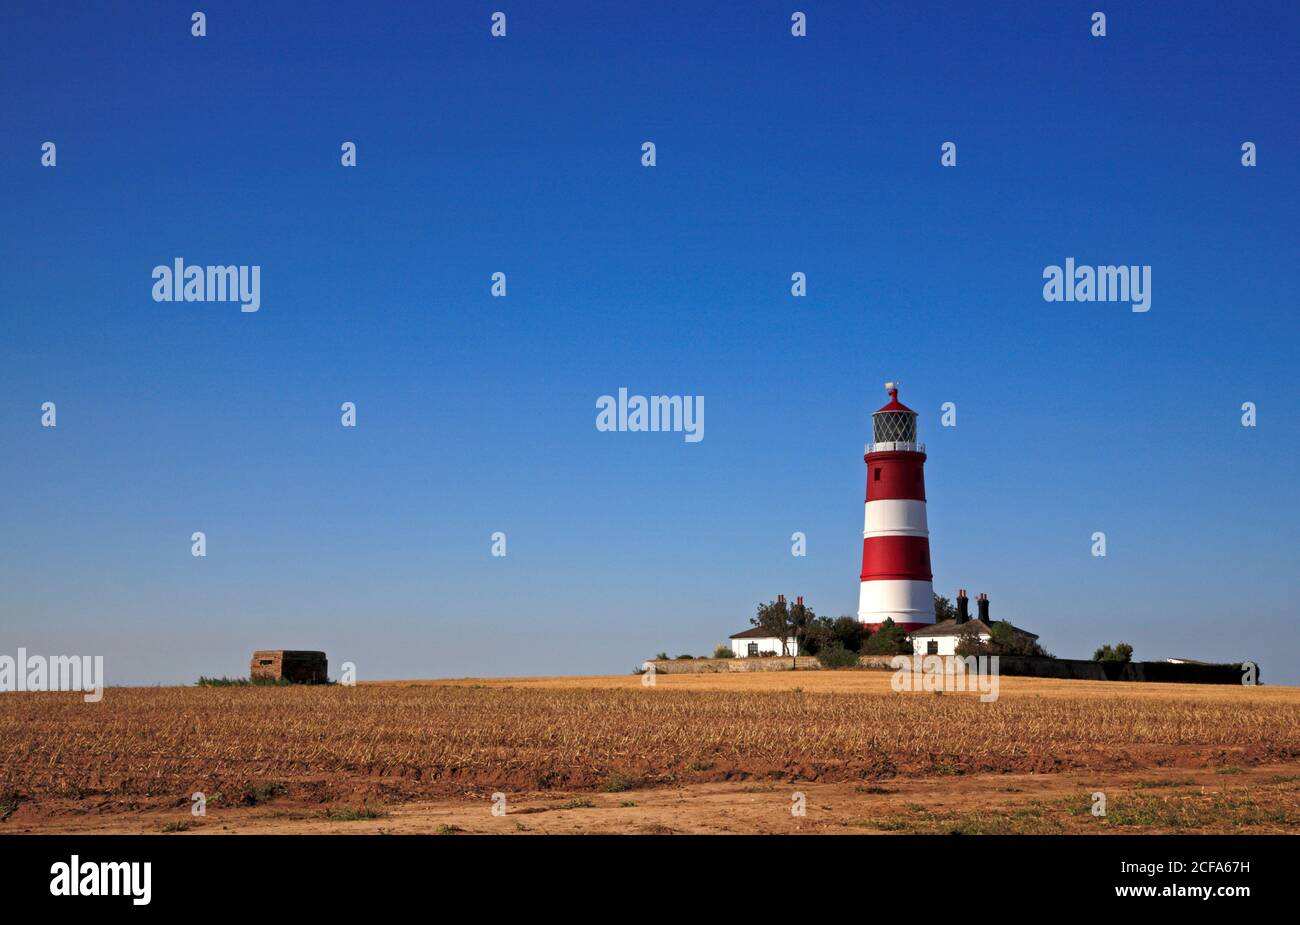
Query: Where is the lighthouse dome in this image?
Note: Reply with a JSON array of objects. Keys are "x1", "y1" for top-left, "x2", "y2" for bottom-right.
[
  {"x1": 873, "y1": 387, "x2": 914, "y2": 416},
  {"x1": 870, "y1": 387, "x2": 920, "y2": 448}
]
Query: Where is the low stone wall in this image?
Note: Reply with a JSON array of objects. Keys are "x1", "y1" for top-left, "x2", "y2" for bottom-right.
[
  {"x1": 647, "y1": 655, "x2": 900, "y2": 673},
  {"x1": 647, "y1": 656, "x2": 819, "y2": 673},
  {"x1": 856, "y1": 655, "x2": 900, "y2": 670},
  {"x1": 646, "y1": 654, "x2": 1249, "y2": 683}
]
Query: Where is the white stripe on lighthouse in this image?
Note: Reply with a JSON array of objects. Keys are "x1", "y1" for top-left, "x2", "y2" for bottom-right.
[
  {"x1": 862, "y1": 498, "x2": 929, "y2": 538},
  {"x1": 858, "y1": 578, "x2": 936, "y2": 622}
]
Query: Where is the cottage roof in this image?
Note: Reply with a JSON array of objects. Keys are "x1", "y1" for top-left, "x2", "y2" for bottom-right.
[
  {"x1": 728, "y1": 626, "x2": 792, "y2": 640},
  {"x1": 908, "y1": 619, "x2": 1038, "y2": 639}
]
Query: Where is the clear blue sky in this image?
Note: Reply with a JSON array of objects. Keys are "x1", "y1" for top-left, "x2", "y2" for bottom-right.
[{"x1": 2, "y1": 1, "x2": 1297, "y2": 685}]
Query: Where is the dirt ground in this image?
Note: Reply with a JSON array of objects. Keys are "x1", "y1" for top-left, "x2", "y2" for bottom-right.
[{"x1": 11, "y1": 762, "x2": 1298, "y2": 835}]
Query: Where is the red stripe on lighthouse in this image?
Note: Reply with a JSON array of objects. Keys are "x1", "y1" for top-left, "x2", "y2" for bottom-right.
[
  {"x1": 864, "y1": 451, "x2": 927, "y2": 502},
  {"x1": 859, "y1": 535, "x2": 933, "y2": 581}
]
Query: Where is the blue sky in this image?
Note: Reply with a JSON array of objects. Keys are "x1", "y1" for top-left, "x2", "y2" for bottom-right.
[{"x1": 2, "y1": 1, "x2": 1298, "y2": 685}]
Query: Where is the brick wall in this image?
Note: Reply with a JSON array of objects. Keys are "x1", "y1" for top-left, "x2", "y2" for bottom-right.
[{"x1": 249, "y1": 650, "x2": 328, "y2": 683}]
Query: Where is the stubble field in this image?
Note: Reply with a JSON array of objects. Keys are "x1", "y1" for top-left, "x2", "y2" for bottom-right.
[{"x1": 2, "y1": 672, "x2": 1299, "y2": 834}]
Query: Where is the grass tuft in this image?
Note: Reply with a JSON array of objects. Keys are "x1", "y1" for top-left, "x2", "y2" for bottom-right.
[
  {"x1": 237, "y1": 782, "x2": 286, "y2": 806},
  {"x1": 551, "y1": 798, "x2": 595, "y2": 810},
  {"x1": 0, "y1": 790, "x2": 23, "y2": 822},
  {"x1": 321, "y1": 806, "x2": 387, "y2": 821},
  {"x1": 600, "y1": 772, "x2": 645, "y2": 793},
  {"x1": 197, "y1": 675, "x2": 297, "y2": 687}
]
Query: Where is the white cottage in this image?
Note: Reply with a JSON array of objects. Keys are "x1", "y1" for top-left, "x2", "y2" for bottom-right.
[
  {"x1": 909, "y1": 617, "x2": 1039, "y2": 656},
  {"x1": 909, "y1": 590, "x2": 1039, "y2": 656},
  {"x1": 909, "y1": 619, "x2": 996, "y2": 656},
  {"x1": 728, "y1": 626, "x2": 798, "y2": 658}
]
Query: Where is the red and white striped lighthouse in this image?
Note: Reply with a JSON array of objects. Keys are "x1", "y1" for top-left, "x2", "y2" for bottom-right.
[{"x1": 858, "y1": 383, "x2": 935, "y2": 632}]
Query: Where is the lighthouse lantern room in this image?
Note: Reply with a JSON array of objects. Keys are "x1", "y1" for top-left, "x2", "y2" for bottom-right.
[{"x1": 858, "y1": 383, "x2": 936, "y2": 632}]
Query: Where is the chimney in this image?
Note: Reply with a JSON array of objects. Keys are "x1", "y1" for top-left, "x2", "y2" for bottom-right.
[
  {"x1": 795, "y1": 596, "x2": 803, "y2": 607},
  {"x1": 977, "y1": 593, "x2": 989, "y2": 624},
  {"x1": 956, "y1": 589, "x2": 969, "y2": 624},
  {"x1": 777, "y1": 594, "x2": 786, "y2": 605}
]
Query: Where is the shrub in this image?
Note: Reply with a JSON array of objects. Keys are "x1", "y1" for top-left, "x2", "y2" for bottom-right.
[
  {"x1": 0, "y1": 789, "x2": 22, "y2": 822},
  {"x1": 802, "y1": 615, "x2": 868, "y2": 656},
  {"x1": 322, "y1": 806, "x2": 387, "y2": 821},
  {"x1": 600, "y1": 772, "x2": 644, "y2": 793},
  {"x1": 860, "y1": 619, "x2": 910, "y2": 656},
  {"x1": 1093, "y1": 643, "x2": 1134, "y2": 663},
  {"x1": 830, "y1": 616, "x2": 866, "y2": 653},
  {"x1": 675, "y1": 654, "x2": 694, "y2": 660},
  {"x1": 815, "y1": 642, "x2": 860, "y2": 669},
  {"x1": 552, "y1": 798, "x2": 595, "y2": 809},
  {"x1": 236, "y1": 782, "x2": 286, "y2": 806},
  {"x1": 959, "y1": 622, "x2": 1053, "y2": 658},
  {"x1": 197, "y1": 675, "x2": 292, "y2": 687},
  {"x1": 712, "y1": 645, "x2": 735, "y2": 659}
]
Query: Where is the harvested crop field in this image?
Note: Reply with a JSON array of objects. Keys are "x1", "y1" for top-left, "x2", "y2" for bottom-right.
[{"x1": 2, "y1": 673, "x2": 1299, "y2": 834}]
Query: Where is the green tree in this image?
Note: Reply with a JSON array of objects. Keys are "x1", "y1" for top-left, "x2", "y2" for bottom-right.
[
  {"x1": 800, "y1": 616, "x2": 834, "y2": 656},
  {"x1": 800, "y1": 614, "x2": 864, "y2": 656},
  {"x1": 830, "y1": 616, "x2": 866, "y2": 652},
  {"x1": 752, "y1": 596, "x2": 819, "y2": 658},
  {"x1": 992, "y1": 621, "x2": 1051, "y2": 656},
  {"x1": 1093, "y1": 642, "x2": 1133, "y2": 663},
  {"x1": 958, "y1": 621, "x2": 1052, "y2": 658},
  {"x1": 933, "y1": 593, "x2": 958, "y2": 623},
  {"x1": 860, "y1": 618, "x2": 910, "y2": 656},
  {"x1": 788, "y1": 597, "x2": 818, "y2": 657},
  {"x1": 751, "y1": 597, "x2": 793, "y2": 656}
]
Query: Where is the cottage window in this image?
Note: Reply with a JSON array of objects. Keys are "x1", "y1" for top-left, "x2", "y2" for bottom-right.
[{"x1": 927, "y1": 641, "x2": 938, "y2": 655}]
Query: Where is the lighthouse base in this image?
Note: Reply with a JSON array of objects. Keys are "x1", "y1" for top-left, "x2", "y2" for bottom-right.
[{"x1": 858, "y1": 579, "x2": 935, "y2": 632}]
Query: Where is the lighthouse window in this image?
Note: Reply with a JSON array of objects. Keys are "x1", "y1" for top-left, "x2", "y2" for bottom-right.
[{"x1": 873, "y1": 468, "x2": 881, "y2": 481}]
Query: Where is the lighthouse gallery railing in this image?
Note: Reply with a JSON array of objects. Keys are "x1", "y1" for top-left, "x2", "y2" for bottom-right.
[{"x1": 865, "y1": 441, "x2": 926, "y2": 454}]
